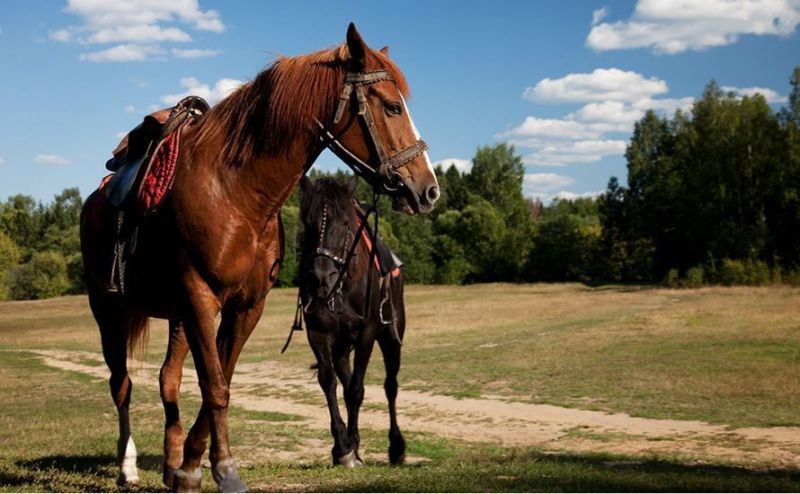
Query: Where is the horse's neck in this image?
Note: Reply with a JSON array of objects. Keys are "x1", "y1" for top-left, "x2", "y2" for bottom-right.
[{"x1": 189, "y1": 131, "x2": 312, "y2": 230}]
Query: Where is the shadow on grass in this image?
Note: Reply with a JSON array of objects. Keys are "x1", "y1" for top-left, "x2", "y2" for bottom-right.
[
  {"x1": 259, "y1": 451, "x2": 800, "y2": 493},
  {"x1": 4, "y1": 450, "x2": 800, "y2": 492},
  {"x1": 0, "y1": 453, "x2": 163, "y2": 492}
]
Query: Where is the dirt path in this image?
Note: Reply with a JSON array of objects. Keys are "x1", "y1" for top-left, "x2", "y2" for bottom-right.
[{"x1": 28, "y1": 349, "x2": 800, "y2": 468}]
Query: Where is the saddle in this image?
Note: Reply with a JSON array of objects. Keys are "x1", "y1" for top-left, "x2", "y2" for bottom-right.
[
  {"x1": 104, "y1": 96, "x2": 209, "y2": 211},
  {"x1": 102, "y1": 96, "x2": 209, "y2": 294}
]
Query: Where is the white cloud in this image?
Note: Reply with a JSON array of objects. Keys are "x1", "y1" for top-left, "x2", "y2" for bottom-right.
[
  {"x1": 433, "y1": 158, "x2": 472, "y2": 173},
  {"x1": 567, "y1": 100, "x2": 644, "y2": 126},
  {"x1": 522, "y1": 173, "x2": 603, "y2": 203},
  {"x1": 86, "y1": 25, "x2": 191, "y2": 44},
  {"x1": 124, "y1": 104, "x2": 136, "y2": 113},
  {"x1": 161, "y1": 77, "x2": 244, "y2": 106},
  {"x1": 553, "y1": 190, "x2": 604, "y2": 201},
  {"x1": 49, "y1": 28, "x2": 74, "y2": 42},
  {"x1": 500, "y1": 117, "x2": 604, "y2": 141},
  {"x1": 632, "y1": 96, "x2": 694, "y2": 113},
  {"x1": 62, "y1": 0, "x2": 225, "y2": 32},
  {"x1": 171, "y1": 47, "x2": 222, "y2": 59},
  {"x1": 722, "y1": 85, "x2": 788, "y2": 104},
  {"x1": 587, "y1": 0, "x2": 800, "y2": 54},
  {"x1": 502, "y1": 68, "x2": 695, "y2": 168},
  {"x1": 52, "y1": 0, "x2": 225, "y2": 61},
  {"x1": 592, "y1": 7, "x2": 608, "y2": 26},
  {"x1": 0, "y1": 157, "x2": 5, "y2": 165},
  {"x1": 524, "y1": 68, "x2": 668, "y2": 103},
  {"x1": 80, "y1": 43, "x2": 165, "y2": 62},
  {"x1": 34, "y1": 154, "x2": 71, "y2": 165},
  {"x1": 523, "y1": 140, "x2": 628, "y2": 167},
  {"x1": 524, "y1": 173, "x2": 575, "y2": 192}
]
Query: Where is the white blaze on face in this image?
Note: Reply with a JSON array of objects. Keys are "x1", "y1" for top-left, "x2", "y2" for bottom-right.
[{"x1": 400, "y1": 94, "x2": 437, "y2": 181}]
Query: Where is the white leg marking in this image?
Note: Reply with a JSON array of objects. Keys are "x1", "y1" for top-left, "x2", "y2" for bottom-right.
[{"x1": 116, "y1": 407, "x2": 139, "y2": 485}]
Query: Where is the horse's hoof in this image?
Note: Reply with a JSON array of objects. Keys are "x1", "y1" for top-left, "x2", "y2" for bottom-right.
[
  {"x1": 213, "y1": 458, "x2": 247, "y2": 493},
  {"x1": 218, "y1": 475, "x2": 247, "y2": 493},
  {"x1": 389, "y1": 432, "x2": 406, "y2": 465},
  {"x1": 335, "y1": 449, "x2": 363, "y2": 468},
  {"x1": 172, "y1": 467, "x2": 202, "y2": 493},
  {"x1": 163, "y1": 467, "x2": 179, "y2": 490},
  {"x1": 116, "y1": 476, "x2": 140, "y2": 491}
]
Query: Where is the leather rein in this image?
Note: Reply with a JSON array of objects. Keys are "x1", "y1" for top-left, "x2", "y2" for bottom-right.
[{"x1": 314, "y1": 68, "x2": 428, "y2": 193}]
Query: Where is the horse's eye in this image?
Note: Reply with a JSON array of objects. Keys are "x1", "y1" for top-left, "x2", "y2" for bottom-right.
[{"x1": 384, "y1": 102, "x2": 402, "y2": 116}]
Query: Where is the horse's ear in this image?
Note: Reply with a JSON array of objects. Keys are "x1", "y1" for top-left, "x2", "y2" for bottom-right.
[
  {"x1": 300, "y1": 175, "x2": 313, "y2": 194},
  {"x1": 379, "y1": 46, "x2": 390, "y2": 57},
  {"x1": 346, "y1": 175, "x2": 359, "y2": 196},
  {"x1": 346, "y1": 22, "x2": 367, "y2": 68}
]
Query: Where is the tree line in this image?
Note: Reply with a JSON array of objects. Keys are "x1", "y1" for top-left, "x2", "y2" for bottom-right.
[{"x1": 2, "y1": 67, "x2": 799, "y2": 299}]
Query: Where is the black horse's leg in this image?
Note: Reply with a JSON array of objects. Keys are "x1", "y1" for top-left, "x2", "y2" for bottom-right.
[
  {"x1": 377, "y1": 331, "x2": 406, "y2": 464},
  {"x1": 308, "y1": 330, "x2": 352, "y2": 465},
  {"x1": 344, "y1": 331, "x2": 375, "y2": 465},
  {"x1": 333, "y1": 344, "x2": 353, "y2": 393}
]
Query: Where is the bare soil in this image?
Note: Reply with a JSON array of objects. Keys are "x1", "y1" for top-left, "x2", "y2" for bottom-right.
[{"x1": 30, "y1": 348, "x2": 800, "y2": 469}]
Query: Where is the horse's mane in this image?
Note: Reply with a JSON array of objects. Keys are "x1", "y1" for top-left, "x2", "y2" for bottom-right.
[
  {"x1": 300, "y1": 177, "x2": 369, "y2": 281},
  {"x1": 194, "y1": 44, "x2": 410, "y2": 167}
]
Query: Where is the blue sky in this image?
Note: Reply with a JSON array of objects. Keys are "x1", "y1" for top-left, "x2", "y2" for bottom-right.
[{"x1": 1, "y1": 0, "x2": 798, "y2": 204}]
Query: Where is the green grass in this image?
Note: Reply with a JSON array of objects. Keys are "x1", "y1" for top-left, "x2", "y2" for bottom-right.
[
  {"x1": 1, "y1": 348, "x2": 798, "y2": 492},
  {"x1": 1, "y1": 285, "x2": 800, "y2": 491}
]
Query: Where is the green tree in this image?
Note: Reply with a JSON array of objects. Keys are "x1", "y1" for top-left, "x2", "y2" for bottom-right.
[
  {"x1": 8, "y1": 250, "x2": 69, "y2": 300},
  {"x1": 0, "y1": 232, "x2": 21, "y2": 300}
]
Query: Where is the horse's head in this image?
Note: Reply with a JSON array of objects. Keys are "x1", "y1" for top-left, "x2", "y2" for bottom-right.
[
  {"x1": 319, "y1": 24, "x2": 440, "y2": 215},
  {"x1": 299, "y1": 176, "x2": 360, "y2": 302}
]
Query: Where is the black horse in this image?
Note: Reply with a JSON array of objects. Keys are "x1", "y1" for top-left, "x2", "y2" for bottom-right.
[{"x1": 298, "y1": 176, "x2": 407, "y2": 467}]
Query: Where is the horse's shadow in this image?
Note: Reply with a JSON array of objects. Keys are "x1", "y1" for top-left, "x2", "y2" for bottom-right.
[{"x1": 3, "y1": 453, "x2": 162, "y2": 491}]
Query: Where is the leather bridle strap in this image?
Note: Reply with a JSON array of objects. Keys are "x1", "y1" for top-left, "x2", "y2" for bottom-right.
[{"x1": 315, "y1": 69, "x2": 428, "y2": 193}]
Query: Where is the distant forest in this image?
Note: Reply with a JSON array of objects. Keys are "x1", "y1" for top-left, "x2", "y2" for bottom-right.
[{"x1": 2, "y1": 67, "x2": 799, "y2": 300}]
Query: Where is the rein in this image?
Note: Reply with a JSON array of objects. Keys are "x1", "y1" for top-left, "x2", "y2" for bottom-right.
[{"x1": 314, "y1": 68, "x2": 428, "y2": 194}]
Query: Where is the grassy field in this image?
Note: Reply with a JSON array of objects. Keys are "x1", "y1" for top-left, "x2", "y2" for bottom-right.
[{"x1": 1, "y1": 284, "x2": 799, "y2": 491}]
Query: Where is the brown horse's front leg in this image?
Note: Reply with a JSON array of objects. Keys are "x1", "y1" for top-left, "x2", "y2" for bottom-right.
[
  {"x1": 173, "y1": 270, "x2": 244, "y2": 493},
  {"x1": 174, "y1": 299, "x2": 265, "y2": 492},
  {"x1": 160, "y1": 319, "x2": 190, "y2": 489}
]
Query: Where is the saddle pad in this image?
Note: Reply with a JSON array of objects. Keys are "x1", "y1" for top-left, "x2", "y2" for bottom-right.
[
  {"x1": 360, "y1": 229, "x2": 402, "y2": 278},
  {"x1": 137, "y1": 128, "x2": 181, "y2": 212}
]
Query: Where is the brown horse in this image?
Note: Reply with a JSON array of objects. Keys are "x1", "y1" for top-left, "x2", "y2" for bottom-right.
[{"x1": 80, "y1": 24, "x2": 439, "y2": 492}]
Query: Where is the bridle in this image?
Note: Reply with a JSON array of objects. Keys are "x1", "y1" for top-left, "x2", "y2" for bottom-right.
[
  {"x1": 314, "y1": 67, "x2": 428, "y2": 194},
  {"x1": 309, "y1": 203, "x2": 356, "y2": 312}
]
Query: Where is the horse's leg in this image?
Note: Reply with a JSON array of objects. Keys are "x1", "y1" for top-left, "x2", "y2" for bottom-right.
[
  {"x1": 172, "y1": 275, "x2": 239, "y2": 493},
  {"x1": 377, "y1": 331, "x2": 406, "y2": 464},
  {"x1": 160, "y1": 319, "x2": 190, "y2": 489},
  {"x1": 343, "y1": 331, "x2": 375, "y2": 466},
  {"x1": 333, "y1": 344, "x2": 353, "y2": 393},
  {"x1": 308, "y1": 330, "x2": 352, "y2": 466},
  {"x1": 174, "y1": 299, "x2": 264, "y2": 492},
  {"x1": 90, "y1": 296, "x2": 142, "y2": 488}
]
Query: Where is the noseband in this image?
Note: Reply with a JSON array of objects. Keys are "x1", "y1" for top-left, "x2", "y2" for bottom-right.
[{"x1": 315, "y1": 68, "x2": 429, "y2": 193}]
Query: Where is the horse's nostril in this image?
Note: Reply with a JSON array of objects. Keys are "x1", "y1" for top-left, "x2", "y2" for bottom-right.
[{"x1": 426, "y1": 185, "x2": 440, "y2": 203}]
